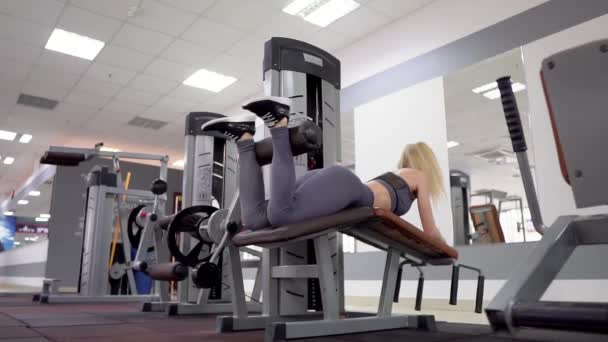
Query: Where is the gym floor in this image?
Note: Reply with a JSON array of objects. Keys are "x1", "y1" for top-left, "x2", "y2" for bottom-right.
[{"x1": 1, "y1": 293, "x2": 606, "y2": 342}]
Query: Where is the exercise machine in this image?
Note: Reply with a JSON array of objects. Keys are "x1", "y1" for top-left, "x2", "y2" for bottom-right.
[
  {"x1": 498, "y1": 196, "x2": 526, "y2": 242},
  {"x1": 34, "y1": 145, "x2": 172, "y2": 304},
  {"x1": 450, "y1": 170, "x2": 471, "y2": 245},
  {"x1": 191, "y1": 37, "x2": 484, "y2": 341},
  {"x1": 486, "y1": 39, "x2": 608, "y2": 333},
  {"x1": 159, "y1": 112, "x2": 262, "y2": 315}
]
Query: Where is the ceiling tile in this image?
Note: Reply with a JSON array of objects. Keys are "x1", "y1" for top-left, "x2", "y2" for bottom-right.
[
  {"x1": 37, "y1": 50, "x2": 91, "y2": 75},
  {"x1": 0, "y1": 0, "x2": 64, "y2": 27},
  {"x1": 308, "y1": 29, "x2": 349, "y2": 53},
  {"x1": 207, "y1": 54, "x2": 259, "y2": 82},
  {"x1": 181, "y1": 18, "x2": 245, "y2": 52},
  {"x1": 0, "y1": 13, "x2": 53, "y2": 47},
  {"x1": 161, "y1": 39, "x2": 221, "y2": 68},
  {"x1": 155, "y1": 96, "x2": 198, "y2": 113},
  {"x1": 86, "y1": 62, "x2": 137, "y2": 85},
  {"x1": 0, "y1": 56, "x2": 33, "y2": 79},
  {"x1": 128, "y1": 0, "x2": 198, "y2": 36},
  {"x1": 28, "y1": 65, "x2": 82, "y2": 90},
  {"x1": 73, "y1": 77, "x2": 124, "y2": 98},
  {"x1": 224, "y1": 34, "x2": 268, "y2": 60},
  {"x1": 326, "y1": 6, "x2": 390, "y2": 41},
  {"x1": 57, "y1": 5, "x2": 123, "y2": 41},
  {"x1": 112, "y1": 24, "x2": 173, "y2": 55},
  {"x1": 0, "y1": 38, "x2": 43, "y2": 65},
  {"x1": 366, "y1": 0, "x2": 433, "y2": 19},
  {"x1": 69, "y1": 0, "x2": 141, "y2": 20},
  {"x1": 144, "y1": 59, "x2": 196, "y2": 82},
  {"x1": 21, "y1": 82, "x2": 70, "y2": 101},
  {"x1": 96, "y1": 45, "x2": 155, "y2": 72},
  {"x1": 204, "y1": 0, "x2": 273, "y2": 31},
  {"x1": 104, "y1": 100, "x2": 147, "y2": 115},
  {"x1": 0, "y1": 88, "x2": 20, "y2": 111},
  {"x1": 65, "y1": 90, "x2": 111, "y2": 109},
  {"x1": 142, "y1": 105, "x2": 181, "y2": 121},
  {"x1": 130, "y1": 74, "x2": 179, "y2": 95},
  {"x1": 51, "y1": 102, "x2": 99, "y2": 126},
  {"x1": 157, "y1": 0, "x2": 215, "y2": 14},
  {"x1": 255, "y1": 12, "x2": 320, "y2": 43},
  {"x1": 170, "y1": 84, "x2": 213, "y2": 103},
  {"x1": 114, "y1": 88, "x2": 160, "y2": 106}
]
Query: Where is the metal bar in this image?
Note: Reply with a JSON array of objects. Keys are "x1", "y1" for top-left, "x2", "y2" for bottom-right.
[
  {"x1": 251, "y1": 263, "x2": 263, "y2": 303},
  {"x1": 415, "y1": 275, "x2": 424, "y2": 311},
  {"x1": 449, "y1": 265, "x2": 459, "y2": 305},
  {"x1": 271, "y1": 265, "x2": 320, "y2": 278},
  {"x1": 227, "y1": 245, "x2": 248, "y2": 318},
  {"x1": 273, "y1": 315, "x2": 418, "y2": 340},
  {"x1": 377, "y1": 249, "x2": 401, "y2": 317},
  {"x1": 476, "y1": 275, "x2": 485, "y2": 314},
  {"x1": 262, "y1": 248, "x2": 280, "y2": 317},
  {"x1": 314, "y1": 235, "x2": 340, "y2": 320}
]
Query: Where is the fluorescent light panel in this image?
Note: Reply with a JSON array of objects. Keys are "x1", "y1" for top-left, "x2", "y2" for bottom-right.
[
  {"x1": 17, "y1": 200, "x2": 28, "y2": 205},
  {"x1": 35, "y1": 217, "x2": 49, "y2": 222},
  {"x1": 0, "y1": 130, "x2": 17, "y2": 141},
  {"x1": 172, "y1": 159, "x2": 185, "y2": 168},
  {"x1": 282, "y1": 0, "x2": 360, "y2": 27},
  {"x1": 29, "y1": 190, "x2": 41, "y2": 197},
  {"x1": 447, "y1": 141, "x2": 460, "y2": 148},
  {"x1": 19, "y1": 134, "x2": 33, "y2": 143},
  {"x1": 283, "y1": 0, "x2": 318, "y2": 15},
  {"x1": 183, "y1": 69, "x2": 237, "y2": 92},
  {"x1": 482, "y1": 82, "x2": 526, "y2": 100},
  {"x1": 472, "y1": 81, "x2": 498, "y2": 94},
  {"x1": 40, "y1": 214, "x2": 51, "y2": 218},
  {"x1": 3, "y1": 211, "x2": 14, "y2": 216},
  {"x1": 304, "y1": 0, "x2": 360, "y2": 27},
  {"x1": 99, "y1": 147, "x2": 121, "y2": 152},
  {"x1": 45, "y1": 28, "x2": 105, "y2": 61},
  {"x1": 3, "y1": 157, "x2": 15, "y2": 165}
]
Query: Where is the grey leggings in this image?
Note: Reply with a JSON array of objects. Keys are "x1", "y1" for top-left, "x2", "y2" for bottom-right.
[{"x1": 238, "y1": 126, "x2": 374, "y2": 230}]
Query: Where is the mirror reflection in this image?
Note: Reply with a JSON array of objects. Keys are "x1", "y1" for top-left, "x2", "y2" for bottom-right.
[{"x1": 444, "y1": 48, "x2": 541, "y2": 246}]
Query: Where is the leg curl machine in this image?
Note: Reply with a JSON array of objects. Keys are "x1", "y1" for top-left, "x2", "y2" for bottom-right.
[{"x1": 181, "y1": 38, "x2": 484, "y2": 341}]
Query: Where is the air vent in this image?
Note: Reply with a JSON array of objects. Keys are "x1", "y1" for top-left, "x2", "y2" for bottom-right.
[
  {"x1": 17, "y1": 93, "x2": 59, "y2": 110},
  {"x1": 127, "y1": 116, "x2": 168, "y2": 130}
]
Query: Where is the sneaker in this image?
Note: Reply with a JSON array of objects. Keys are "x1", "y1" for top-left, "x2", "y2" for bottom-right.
[
  {"x1": 201, "y1": 114, "x2": 256, "y2": 141},
  {"x1": 242, "y1": 96, "x2": 292, "y2": 127}
]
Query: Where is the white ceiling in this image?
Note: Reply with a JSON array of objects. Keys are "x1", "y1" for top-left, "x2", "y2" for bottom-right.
[
  {"x1": 444, "y1": 47, "x2": 533, "y2": 204},
  {"x1": 0, "y1": 0, "x2": 436, "y2": 201}
]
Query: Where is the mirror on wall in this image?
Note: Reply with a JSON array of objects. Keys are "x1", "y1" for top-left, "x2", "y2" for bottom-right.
[
  {"x1": 443, "y1": 47, "x2": 541, "y2": 247},
  {"x1": 0, "y1": 179, "x2": 52, "y2": 252}
]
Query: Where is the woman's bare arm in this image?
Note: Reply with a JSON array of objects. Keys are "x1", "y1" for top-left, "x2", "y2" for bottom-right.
[{"x1": 401, "y1": 170, "x2": 445, "y2": 242}]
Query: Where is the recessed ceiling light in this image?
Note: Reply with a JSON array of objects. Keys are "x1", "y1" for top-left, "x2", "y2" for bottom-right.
[
  {"x1": 35, "y1": 217, "x2": 49, "y2": 222},
  {"x1": 447, "y1": 141, "x2": 460, "y2": 148},
  {"x1": 183, "y1": 69, "x2": 237, "y2": 92},
  {"x1": 305, "y1": 0, "x2": 360, "y2": 27},
  {"x1": 482, "y1": 83, "x2": 526, "y2": 100},
  {"x1": 29, "y1": 190, "x2": 41, "y2": 197},
  {"x1": 472, "y1": 81, "x2": 498, "y2": 94},
  {"x1": 40, "y1": 214, "x2": 51, "y2": 218},
  {"x1": 3, "y1": 211, "x2": 14, "y2": 216},
  {"x1": 99, "y1": 146, "x2": 121, "y2": 152},
  {"x1": 283, "y1": 0, "x2": 360, "y2": 27},
  {"x1": 172, "y1": 159, "x2": 185, "y2": 168},
  {"x1": 17, "y1": 200, "x2": 29, "y2": 205},
  {"x1": 0, "y1": 130, "x2": 17, "y2": 141},
  {"x1": 45, "y1": 28, "x2": 105, "y2": 61},
  {"x1": 19, "y1": 134, "x2": 33, "y2": 144},
  {"x1": 3, "y1": 157, "x2": 15, "y2": 165}
]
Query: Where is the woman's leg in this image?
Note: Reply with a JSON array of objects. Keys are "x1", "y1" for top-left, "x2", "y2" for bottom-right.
[
  {"x1": 266, "y1": 124, "x2": 297, "y2": 224},
  {"x1": 267, "y1": 164, "x2": 374, "y2": 226},
  {"x1": 237, "y1": 136, "x2": 269, "y2": 230}
]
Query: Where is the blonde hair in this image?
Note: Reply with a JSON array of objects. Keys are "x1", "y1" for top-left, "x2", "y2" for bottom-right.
[{"x1": 398, "y1": 142, "x2": 444, "y2": 202}]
